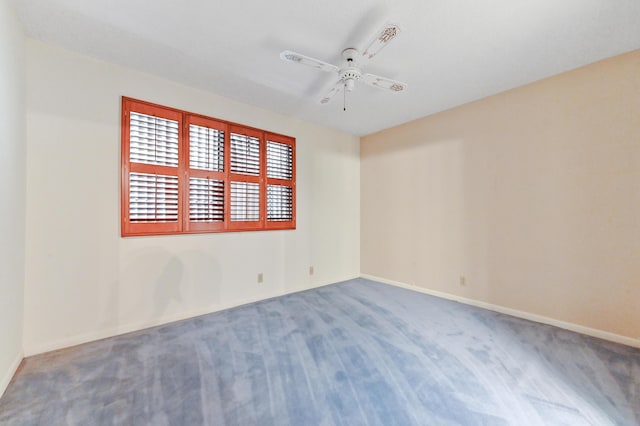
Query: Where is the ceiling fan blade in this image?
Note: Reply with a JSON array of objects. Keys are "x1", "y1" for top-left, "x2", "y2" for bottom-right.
[
  {"x1": 362, "y1": 23, "x2": 401, "y2": 59},
  {"x1": 280, "y1": 50, "x2": 339, "y2": 73},
  {"x1": 319, "y1": 81, "x2": 344, "y2": 104},
  {"x1": 363, "y1": 73, "x2": 407, "y2": 93}
]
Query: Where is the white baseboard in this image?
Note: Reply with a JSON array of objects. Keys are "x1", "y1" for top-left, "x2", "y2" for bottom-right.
[
  {"x1": 1, "y1": 351, "x2": 23, "y2": 398},
  {"x1": 25, "y1": 276, "x2": 358, "y2": 357},
  {"x1": 360, "y1": 274, "x2": 640, "y2": 349}
]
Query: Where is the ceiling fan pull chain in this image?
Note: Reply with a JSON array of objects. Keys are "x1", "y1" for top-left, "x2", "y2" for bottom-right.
[{"x1": 343, "y1": 83, "x2": 347, "y2": 111}]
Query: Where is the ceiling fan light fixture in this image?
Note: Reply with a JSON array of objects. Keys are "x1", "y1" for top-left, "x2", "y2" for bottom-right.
[
  {"x1": 339, "y1": 67, "x2": 361, "y2": 92},
  {"x1": 344, "y1": 78, "x2": 356, "y2": 92},
  {"x1": 279, "y1": 22, "x2": 406, "y2": 108}
]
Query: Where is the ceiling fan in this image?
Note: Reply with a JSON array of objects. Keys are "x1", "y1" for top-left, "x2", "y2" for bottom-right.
[{"x1": 280, "y1": 23, "x2": 407, "y2": 109}]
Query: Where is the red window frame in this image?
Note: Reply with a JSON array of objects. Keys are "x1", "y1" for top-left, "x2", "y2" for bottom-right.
[
  {"x1": 121, "y1": 97, "x2": 296, "y2": 237},
  {"x1": 265, "y1": 132, "x2": 296, "y2": 230}
]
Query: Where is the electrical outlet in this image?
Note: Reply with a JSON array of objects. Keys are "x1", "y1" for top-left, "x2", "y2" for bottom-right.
[
  {"x1": 257, "y1": 273, "x2": 263, "y2": 283},
  {"x1": 309, "y1": 266, "x2": 314, "y2": 275},
  {"x1": 459, "y1": 275, "x2": 466, "y2": 286}
]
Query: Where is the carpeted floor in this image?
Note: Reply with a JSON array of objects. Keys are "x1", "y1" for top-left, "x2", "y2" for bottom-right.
[{"x1": 1, "y1": 278, "x2": 639, "y2": 425}]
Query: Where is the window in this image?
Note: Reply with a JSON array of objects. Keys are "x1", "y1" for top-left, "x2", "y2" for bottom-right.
[{"x1": 121, "y1": 97, "x2": 295, "y2": 236}]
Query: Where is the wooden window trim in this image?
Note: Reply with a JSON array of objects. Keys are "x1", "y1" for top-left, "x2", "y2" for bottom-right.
[
  {"x1": 121, "y1": 97, "x2": 296, "y2": 237},
  {"x1": 265, "y1": 132, "x2": 296, "y2": 230},
  {"x1": 183, "y1": 114, "x2": 228, "y2": 234}
]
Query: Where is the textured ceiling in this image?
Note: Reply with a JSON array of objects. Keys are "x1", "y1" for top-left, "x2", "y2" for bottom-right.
[{"x1": 11, "y1": 0, "x2": 640, "y2": 136}]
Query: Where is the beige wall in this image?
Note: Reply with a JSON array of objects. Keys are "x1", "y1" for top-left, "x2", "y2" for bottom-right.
[
  {"x1": 361, "y1": 50, "x2": 640, "y2": 340},
  {"x1": 23, "y1": 40, "x2": 360, "y2": 355},
  {"x1": 0, "y1": 0, "x2": 26, "y2": 395}
]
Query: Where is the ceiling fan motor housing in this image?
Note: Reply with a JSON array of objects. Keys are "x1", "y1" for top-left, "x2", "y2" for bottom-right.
[
  {"x1": 340, "y1": 67, "x2": 361, "y2": 91},
  {"x1": 340, "y1": 48, "x2": 362, "y2": 92},
  {"x1": 342, "y1": 48, "x2": 359, "y2": 61}
]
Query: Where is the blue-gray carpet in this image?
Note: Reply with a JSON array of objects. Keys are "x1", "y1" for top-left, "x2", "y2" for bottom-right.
[{"x1": 1, "y1": 278, "x2": 639, "y2": 425}]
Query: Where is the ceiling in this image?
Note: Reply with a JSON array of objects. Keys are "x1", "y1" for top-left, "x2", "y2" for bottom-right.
[{"x1": 11, "y1": 0, "x2": 640, "y2": 136}]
